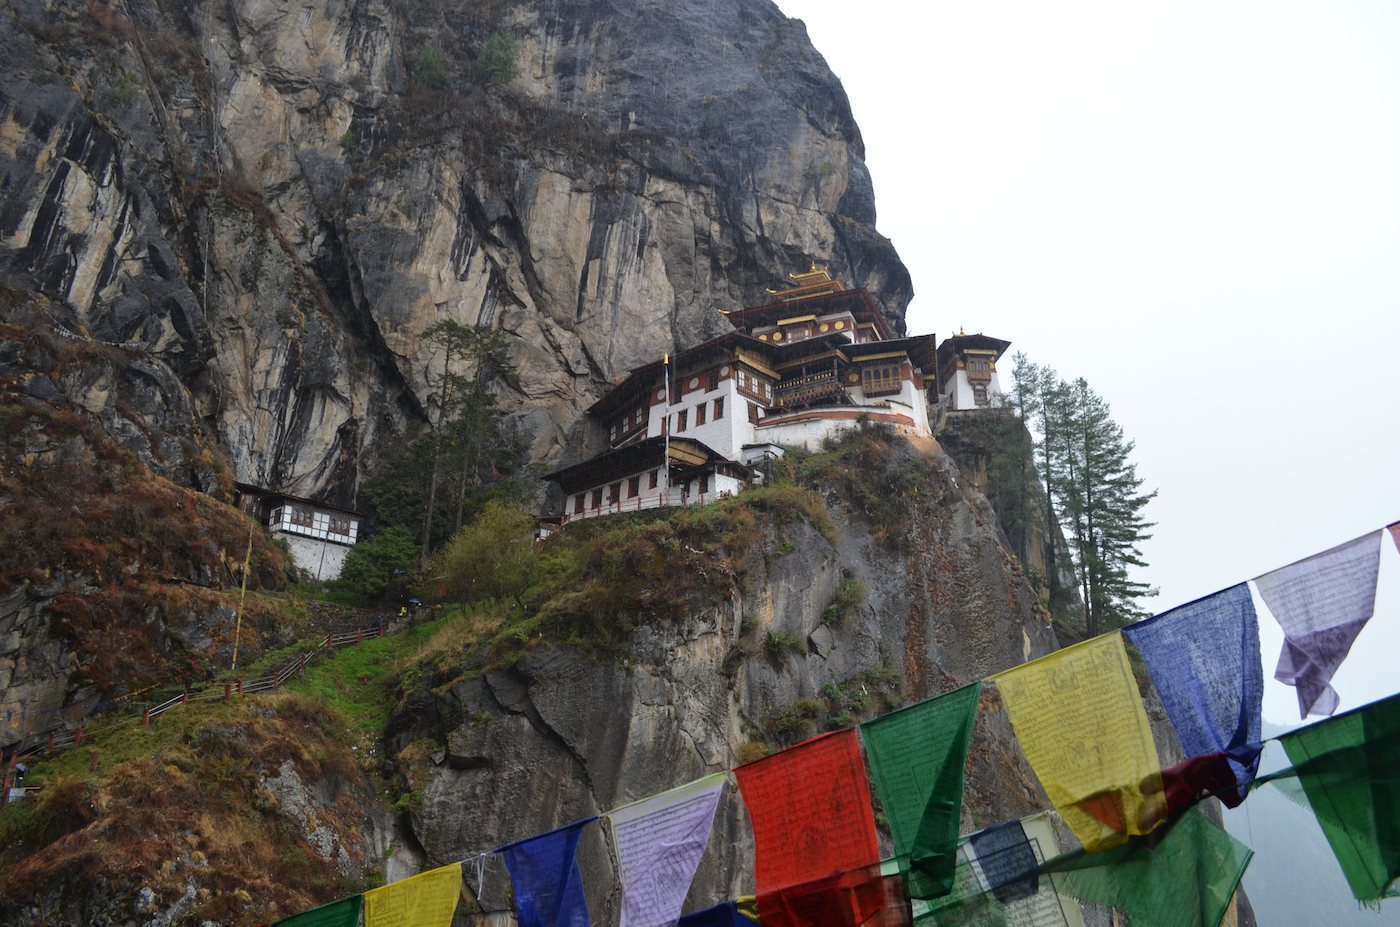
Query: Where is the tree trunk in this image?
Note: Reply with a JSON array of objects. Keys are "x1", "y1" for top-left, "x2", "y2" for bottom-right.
[{"x1": 420, "y1": 434, "x2": 442, "y2": 569}]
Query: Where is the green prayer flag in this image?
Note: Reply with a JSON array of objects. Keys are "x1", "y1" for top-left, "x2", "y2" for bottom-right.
[
  {"x1": 861, "y1": 682, "x2": 981, "y2": 899},
  {"x1": 1043, "y1": 806, "x2": 1252, "y2": 927},
  {"x1": 273, "y1": 895, "x2": 363, "y2": 927},
  {"x1": 1277, "y1": 691, "x2": 1400, "y2": 902},
  {"x1": 916, "y1": 846, "x2": 1008, "y2": 927}
]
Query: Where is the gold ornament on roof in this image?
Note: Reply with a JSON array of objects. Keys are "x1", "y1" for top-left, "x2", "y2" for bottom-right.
[{"x1": 767, "y1": 265, "x2": 843, "y2": 300}]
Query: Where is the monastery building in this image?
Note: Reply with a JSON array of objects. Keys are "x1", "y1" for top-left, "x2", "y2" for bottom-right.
[{"x1": 545, "y1": 269, "x2": 1008, "y2": 523}]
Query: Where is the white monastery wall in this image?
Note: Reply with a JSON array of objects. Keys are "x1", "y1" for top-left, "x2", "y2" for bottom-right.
[{"x1": 277, "y1": 532, "x2": 351, "y2": 581}]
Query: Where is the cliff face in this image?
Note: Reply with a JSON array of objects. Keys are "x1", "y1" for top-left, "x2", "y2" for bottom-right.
[
  {"x1": 387, "y1": 437, "x2": 1063, "y2": 919},
  {"x1": 0, "y1": 0, "x2": 910, "y2": 507}
]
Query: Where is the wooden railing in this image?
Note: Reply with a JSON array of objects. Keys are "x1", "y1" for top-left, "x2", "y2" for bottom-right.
[{"x1": 2, "y1": 620, "x2": 393, "y2": 787}]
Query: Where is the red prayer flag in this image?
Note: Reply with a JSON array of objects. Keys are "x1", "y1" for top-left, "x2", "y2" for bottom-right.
[
  {"x1": 1389, "y1": 522, "x2": 1400, "y2": 555},
  {"x1": 1158, "y1": 751, "x2": 1242, "y2": 811},
  {"x1": 734, "y1": 730, "x2": 883, "y2": 927}
]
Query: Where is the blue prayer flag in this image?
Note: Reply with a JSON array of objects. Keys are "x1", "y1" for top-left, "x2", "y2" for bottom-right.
[
  {"x1": 1123, "y1": 584, "x2": 1264, "y2": 792},
  {"x1": 678, "y1": 902, "x2": 759, "y2": 927},
  {"x1": 499, "y1": 819, "x2": 597, "y2": 927},
  {"x1": 968, "y1": 820, "x2": 1038, "y2": 903}
]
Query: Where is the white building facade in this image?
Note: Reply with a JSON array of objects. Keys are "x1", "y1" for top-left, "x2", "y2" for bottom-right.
[
  {"x1": 235, "y1": 484, "x2": 364, "y2": 581},
  {"x1": 546, "y1": 270, "x2": 944, "y2": 523},
  {"x1": 936, "y1": 333, "x2": 1011, "y2": 411}
]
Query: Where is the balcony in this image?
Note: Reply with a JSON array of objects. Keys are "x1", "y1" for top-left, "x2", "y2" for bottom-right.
[{"x1": 774, "y1": 373, "x2": 844, "y2": 409}]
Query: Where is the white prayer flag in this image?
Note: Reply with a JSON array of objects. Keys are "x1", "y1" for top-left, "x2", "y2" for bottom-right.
[
  {"x1": 608, "y1": 772, "x2": 728, "y2": 927},
  {"x1": 1254, "y1": 530, "x2": 1383, "y2": 718}
]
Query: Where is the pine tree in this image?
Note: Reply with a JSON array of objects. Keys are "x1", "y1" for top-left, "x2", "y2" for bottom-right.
[
  {"x1": 418, "y1": 321, "x2": 517, "y2": 568},
  {"x1": 1014, "y1": 356, "x2": 1157, "y2": 636},
  {"x1": 1047, "y1": 377, "x2": 1157, "y2": 636}
]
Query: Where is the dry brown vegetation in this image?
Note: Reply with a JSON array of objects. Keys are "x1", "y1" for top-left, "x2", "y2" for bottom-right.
[
  {"x1": 0, "y1": 295, "x2": 297, "y2": 693},
  {"x1": 0, "y1": 694, "x2": 378, "y2": 925}
]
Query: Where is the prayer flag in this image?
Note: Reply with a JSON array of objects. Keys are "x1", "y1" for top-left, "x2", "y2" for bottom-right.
[
  {"x1": 733, "y1": 730, "x2": 884, "y2": 927},
  {"x1": 916, "y1": 812, "x2": 1085, "y2": 927},
  {"x1": 1254, "y1": 531, "x2": 1383, "y2": 718},
  {"x1": 860, "y1": 683, "x2": 981, "y2": 898},
  {"x1": 500, "y1": 820, "x2": 597, "y2": 927},
  {"x1": 364, "y1": 863, "x2": 461, "y2": 927},
  {"x1": 272, "y1": 896, "x2": 361, "y2": 927},
  {"x1": 1123, "y1": 584, "x2": 1263, "y2": 796},
  {"x1": 991, "y1": 634, "x2": 1164, "y2": 851},
  {"x1": 1158, "y1": 752, "x2": 1239, "y2": 812},
  {"x1": 1389, "y1": 521, "x2": 1399, "y2": 555},
  {"x1": 968, "y1": 820, "x2": 1037, "y2": 904},
  {"x1": 1276, "y1": 691, "x2": 1400, "y2": 901},
  {"x1": 609, "y1": 773, "x2": 727, "y2": 927},
  {"x1": 1043, "y1": 806, "x2": 1252, "y2": 927},
  {"x1": 677, "y1": 902, "x2": 758, "y2": 927}
]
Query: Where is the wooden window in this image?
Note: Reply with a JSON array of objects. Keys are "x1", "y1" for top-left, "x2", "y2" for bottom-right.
[
  {"x1": 749, "y1": 402, "x2": 760, "y2": 425},
  {"x1": 328, "y1": 516, "x2": 350, "y2": 536},
  {"x1": 677, "y1": 410, "x2": 688, "y2": 432},
  {"x1": 713, "y1": 397, "x2": 724, "y2": 420},
  {"x1": 291, "y1": 506, "x2": 314, "y2": 527},
  {"x1": 628, "y1": 476, "x2": 640, "y2": 498},
  {"x1": 608, "y1": 482, "x2": 622, "y2": 504},
  {"x1": 863, "y1": 365, "x2": 901, "y2": 396},
  {"x1": 574, "y1": 494, "x2": 585, "y2": 514},
  {"x1": 649, "y1": 470, "x2": 658, "y2": 489},
  {"x1": 609, "y1": 423, "x2": 617, "y2": 442},
  {"x1": 695, "y1": 403, "x2": 707, "y2": 426},
  {"x1": 592, "y1": 489, "x2": 604, "y2": 508},
  {"x1": 699, "y1": 474, "x2": 710, "y2": 494}
]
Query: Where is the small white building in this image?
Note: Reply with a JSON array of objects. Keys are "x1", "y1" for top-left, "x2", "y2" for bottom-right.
[
  {"x1": 235, "y1": 484, "x2": 365, "y2": 581},
  {"x1": 936, "y1": 332, "x2": 1011, "y2": 411}
]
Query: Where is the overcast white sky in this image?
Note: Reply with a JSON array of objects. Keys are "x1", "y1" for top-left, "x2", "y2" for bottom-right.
[{"x1": 775, "y1": 0, "x2": 1400, "y2": 726}]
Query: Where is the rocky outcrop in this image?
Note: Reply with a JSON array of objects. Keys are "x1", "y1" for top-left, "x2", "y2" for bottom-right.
[
  {"x1": 0, "y1": 0, "x2": 911, "y2": 507},
  {"x1": 389, "y1": 440, "x2": 1061, "y2": 920}
]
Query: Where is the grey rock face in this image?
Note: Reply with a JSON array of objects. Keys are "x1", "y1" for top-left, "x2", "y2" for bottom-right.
[
  {"x1": 0, "y1": 0, "x2": 911, "y2": 506},
  {"x1": 392, "y1": 450, "x2": 1058, "y2": 921}
]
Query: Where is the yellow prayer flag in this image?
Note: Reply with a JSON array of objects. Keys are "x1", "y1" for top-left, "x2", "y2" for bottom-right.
[
  {"x1": 991, "y1": 634, "x2": 1165, "y2": 851},
  {"x1": 364, "y1": 862, "x2": 462, "y2": 927}
]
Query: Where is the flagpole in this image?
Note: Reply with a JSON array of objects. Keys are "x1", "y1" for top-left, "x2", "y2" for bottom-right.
[{"x1": 663, "y1": 353, "x2": 670, "y2": 505}]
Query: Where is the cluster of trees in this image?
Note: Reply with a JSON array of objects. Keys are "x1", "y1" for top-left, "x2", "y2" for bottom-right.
[
  {"x1": 413, "y1": 30, "x2": 519, "y2": 91},
  {"x1": 333, "y1": 320, "x2": 526, "y2": 601},
  {"x1": 988, "y1": 354, "x2": 1157, "y2": 637}
]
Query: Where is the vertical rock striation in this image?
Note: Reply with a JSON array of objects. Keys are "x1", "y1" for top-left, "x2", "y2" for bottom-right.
[{"x1": 0, "y1": 0, "x2": 911, "y2": 504}]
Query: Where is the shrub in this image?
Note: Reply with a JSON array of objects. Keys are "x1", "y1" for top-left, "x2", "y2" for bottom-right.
[
  {"x1": 332, "y1": 525, "x2": 418, "y2": 600},
  {"x1": 421, "y1": 501, "x2": 536, "y2": 608},
  {"x1": 415, "y1": 45, "x2": 450, "y2": 90},
  {"x1": 475, "y1": 30, "x2": 518, "y2": 85},
  {"x1": 763, "y1": 630, "x2": 804, "y2": 668},
  {"x1": 734, "y1": 742, "x2": 772, "y2": 764},
  {"x1": 823, "y1": 569, "x2": 866, "y2": 628}
]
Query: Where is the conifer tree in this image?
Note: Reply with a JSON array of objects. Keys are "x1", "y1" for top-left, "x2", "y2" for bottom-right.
[
  {"x1": 418, "y1": 321, "x2": 517, "y2": 567},
  {"x1": 1012, "y1": 354, "x2": 1157, "y2": 635},
  {"x1": 1053, "y1": 377, "x2": 1158, "y2": 635}
]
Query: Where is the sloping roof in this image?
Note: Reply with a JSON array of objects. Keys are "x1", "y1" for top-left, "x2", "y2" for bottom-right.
[
  {"x1": 233, "y1": 483, "x2": 368, "y2": 518},
  {"x1": 936, "y1": 333, "x2": 1012, "y2": 368},
  {"x1": 724, "y1": 286, "x2": 894, "y2": 341},
  {"x1": 846, "y1": 333, "x2": 936, "y2": 372},
  {"x1": 586, "y1": 332, "x2": 768, "y2": 417},
  {"x1": 543, "y1": 437, "x2": 737, "y2": 494}
]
